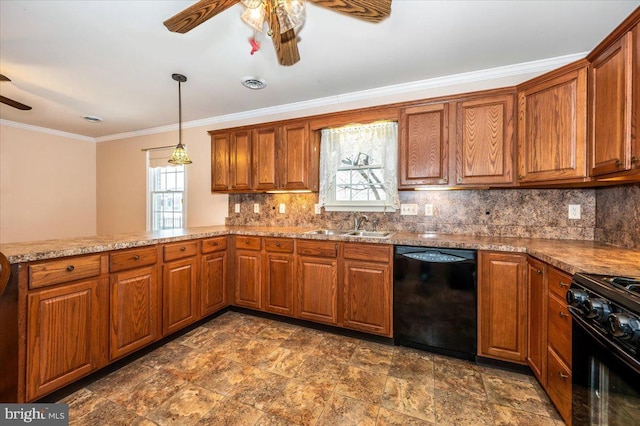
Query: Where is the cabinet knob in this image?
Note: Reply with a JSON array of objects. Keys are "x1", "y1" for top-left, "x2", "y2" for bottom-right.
[
  {"x1": 456, "y1": 177, "x2": 462, "y2": 183},
  {"x1": 559, "y1": 281, "x2": 569, "y2": 288},
  {"x1": 536, "y1": 269, "x2": 542, "y2": 275},
  {"x1": 518, "y1": 175, "x2": 525, "y2": 180},
  {"x1": 133, "y1": 254, "x2": 140, "y2": 260},
  {"x1": 180, "y1": 247, "x2": 186, "y2": 252},
  {"x1": 245, "y1": 239, "x2": 250, "y2": 244},
  {"x1": 213, "y1": 242, "x2": 219, "y2": 246},
  {"x1": 66, "y1": 265, "x2": 75, "y2": 272},
  {"x1": 632, "y1": 156, "x2": 638, "y2": 164},
  {"x1": 559, "y1": 311, "x2": 569, "y2": 318},
  {"x1": 559, "y1": 372, "x2": 569, "y2": 380},
  {"x1": 616, "y1": 160, "x2": 622, "y2": 167},
  {"x1": 275, "y1": 242, "x2": 281, "y2": 247}
]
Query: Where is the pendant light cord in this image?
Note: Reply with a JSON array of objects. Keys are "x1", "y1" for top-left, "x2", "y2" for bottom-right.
[{"x1": 178, "y1": 79, "x2": 183, "y2": 147}]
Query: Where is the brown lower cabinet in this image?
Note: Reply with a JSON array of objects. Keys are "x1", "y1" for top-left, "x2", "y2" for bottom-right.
[
  {"x1": 263, "y1": 238, "x2": 296, "y2": 316},
  {"x1": 527, "y1": 257, "x2": 548, "y2": 385},
  {"x1": 296, "y1": 240, "x2": 339, "y2": 325},
  {"x1": 478, "y1": 251, "x2": 528, "y2": 363},
  {"x1": 200, "y1": 237, "x2": 228, "y2": 317},
  {"x1": 26, "y1": 277, "x2": 109, "y2": 401}
]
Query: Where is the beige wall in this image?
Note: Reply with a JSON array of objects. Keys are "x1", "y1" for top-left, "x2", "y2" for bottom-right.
[
  {"x1": 96, "y1": 126, "x2": 228, "y2": 235},
  {"x1": 0, "y1": 124, "x2": 96, "y2": 243}
]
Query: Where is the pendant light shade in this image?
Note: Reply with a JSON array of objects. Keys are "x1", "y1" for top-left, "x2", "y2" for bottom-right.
[{"x1": 168, "y1": 73, "x2": 192, "y2": 165}]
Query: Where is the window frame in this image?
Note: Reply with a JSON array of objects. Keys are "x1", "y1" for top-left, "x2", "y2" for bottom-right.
[{"x1": 147, "y1": 164, "x2": 187, "y2": 231}]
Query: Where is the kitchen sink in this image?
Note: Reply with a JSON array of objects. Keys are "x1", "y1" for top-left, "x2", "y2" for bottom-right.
[
  {"x1": 343, "y1": 230, "x2": 395, "y2": 238},
  {"x1": 304, "y1": 229, "x2": 350, "y2": 235}
]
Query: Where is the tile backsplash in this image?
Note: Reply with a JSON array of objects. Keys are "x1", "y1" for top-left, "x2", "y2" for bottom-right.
[
  {"x1": 595, "y1": 183, "x2": 640, "y2": 249},
  {"x1": 226, "y1": 188, "x2": 597, "y2": 241}
]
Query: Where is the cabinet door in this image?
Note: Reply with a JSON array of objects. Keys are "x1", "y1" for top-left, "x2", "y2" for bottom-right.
[
  {"x1": 590, "y1": 32, "x2": 633, "y2": 176},
  {"x1": 343, "y1": 259, "x2": 391, "y2": 336},
  {"x1": 162, "y1": 258, "x2": 198, "y2": 336},
  {"x1": 281, "y1": 122, "x2": 310, "y2": 189},
  {"x1": 252, "y1": 126, "x2": 279, "y2": 190},
  {"x1": 518, "y1": 64, "x2": 588, "y2": 182},
  {"x1": 297, "y1": 256, "x2": 338, "y2": 325},
  {"x1": 230, "y1": 130, "x2": 252, "y2": 190},
  {"x1": 399, "y1": 103, "x2": 450, "y2": 187},
  {"x1": 26, "y1": 278, "x2": 108, "y2": 401},
  {"x1": 526, "y1": 257, "x2": 547, "y2": 385},
  {"x1": 110, "y1": 266, "x2": 160, "y2": 360},
  {"x1": 263, "y1": 252, "x2": 295, "y2": 316},
  {"x1": 456, "y1": 94, "x2": 515, "y2": 185},
  {"x1": 201, "y1": 251, "x2": 227, "y2": 317},
  {"x1": 211, "y1": 132, "x2": 230, "y2": 191},
  {"x1": 478, "y1": 252, "x2": 527, "y2": 363},
  {"x1": 235, "y1": 250, "x2": 262, "y2": 309}
]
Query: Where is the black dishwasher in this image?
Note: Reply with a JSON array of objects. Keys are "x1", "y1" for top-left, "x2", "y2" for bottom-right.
[{"x1": 393, "y1": 246, "x2": 477, "y2": 361}]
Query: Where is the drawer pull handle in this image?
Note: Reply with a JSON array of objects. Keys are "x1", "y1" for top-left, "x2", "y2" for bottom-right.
[
  {"x1": 213, "y1": 242, "x2": 219, "y2": 246},
  {"x1": 559, "y1": 282, "x2": 569, "y2": 288},
  {"x1": 275, "y1": 242, "x2": 281, "y2": 247},
  {"x1": 245, "y1": 239, "x2": 250, "y2": 244},
  {"x1": 180, "y1": 247, "x2": 186, "y2": 252},
  {"x1": 133, "y1": 255, "x2": 140, "y2": 260},
  {"x1": 559, "y1": 311, "x2": 569, "y2": 318},
  {"x1": 632, "y1": 156, "x2": 638, "y2": 164},
  {"x1": 559, "y1": 372, "x2": 569, "y2": 379},
  {"x1": 66, "y1": 265, "x2": 75, "y2": 272},
  {"x1": 616, "y1": 160, "x2": 622, "y2": 167}
]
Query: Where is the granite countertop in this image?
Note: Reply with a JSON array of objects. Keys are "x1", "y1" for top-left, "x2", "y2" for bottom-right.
[{"x1": 1, "y1": 225, "x2": 639, "y2": 277}]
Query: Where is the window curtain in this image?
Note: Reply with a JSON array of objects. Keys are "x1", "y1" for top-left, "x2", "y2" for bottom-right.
[{"x1": 318, "y1": 121, "x2": 399, "y2": 210}]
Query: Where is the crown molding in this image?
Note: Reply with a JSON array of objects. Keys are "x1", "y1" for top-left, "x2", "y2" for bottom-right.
[
  {"x1": 96, "y1": 51, "x2": 586, "y2": 143},
  {"x1": 0, "y1": 119, "x2": 96, "y2": 142}
]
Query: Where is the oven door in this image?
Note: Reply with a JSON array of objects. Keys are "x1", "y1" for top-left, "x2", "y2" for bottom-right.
[{"x1": 571, "y1": 313, "x2": 640, "y2": 425}]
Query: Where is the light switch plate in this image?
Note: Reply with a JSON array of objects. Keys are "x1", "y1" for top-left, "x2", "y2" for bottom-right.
[
  {"x1": 279, "y1": 203, "x2": 286, "y2": 214},
  {"x1": 568, "y1": 204, "x2": 581, "y2": 220},
  {"x1": 400, "y1": 204, "x2": 418, "y2": 215},
  {"x1": 253, "y1": 203, "x2": 260, "y2": 214},
  {"x1": 424, "y1": 204, "x2": 434, "y2": 216},
  {"x1": 234, "y1": 203, "x2": 241, "y2": 214},
  {"x1": 314, "y1": 204, "x2": 321, "y2": 215}
]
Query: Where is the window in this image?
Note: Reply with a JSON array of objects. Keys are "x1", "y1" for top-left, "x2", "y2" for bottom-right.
[
  {"x1": 319, "y1": 121, "x2": 399, "y2": 212},
  {"x1": 147, "y1": 148, "x2": 186, "y2": 231}
]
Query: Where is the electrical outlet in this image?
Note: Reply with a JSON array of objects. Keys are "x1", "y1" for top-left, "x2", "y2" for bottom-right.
[
  {"x1": 568, "y1": 204, "x2": 581, "y2": 220},
  {"x1": 253, "y1": 203, "x2": 260, "y2": 214},
  {"x1": 424, "y1": 204, "x2": 434, "y2": 216},
  {"x1": 234, "y1": 203, "x2": 241, "y2": 214},
  {"x1": 279, "y1": 203, "x2": 286, "y2": 214},
  {"x1": 314, "y1": 204, "x2": 321, "y2": 215},
  {"x1": 400, "y1": 204, "x2": 418, "y2": 215}
]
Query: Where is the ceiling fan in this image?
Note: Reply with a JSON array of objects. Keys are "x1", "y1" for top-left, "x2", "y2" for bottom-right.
[
  {"x1": 164, "y1": 0, "x2": 392, "y2": 66},
  {"x1": 0, "y1": 74, "x2": 32, "y2": 110}
]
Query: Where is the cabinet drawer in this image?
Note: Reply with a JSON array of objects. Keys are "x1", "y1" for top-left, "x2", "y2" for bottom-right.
[
  {"x1": 548, "y1": 292, "x2": 572, "y2": 367},
  {"x1": 110, "y1": 247, "x2": 157, "y2": 273},
  {"x1": 234, "y1": 236, "x2": 262, "y2": 251},
  {"x1": 164, "y1": 241, "x2": 198, "y2": 261},
  {"x1": 29, "y1": 255, "x2": 102, "y2": 289},
  {"x1": 297, "y1": 240, "x2": 338, "y2": 258},
  {"x1": 343, "y1": 243, "x2": 391, "y2": 263},
  {"x1": 264, "y1": 238, "x2": 294, "y2": 253},
  {"x1": 546, "y1": 347, "x2": 572, "y2": 424},
  {"x1": 548, "y1": 266, "x2": 572, "y2": 300},
  {"x1": 201, "y1": 236, "x2": 228, "y2": 253}
]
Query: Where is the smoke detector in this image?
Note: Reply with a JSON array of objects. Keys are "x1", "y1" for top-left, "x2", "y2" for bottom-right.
[{"x1": 241, "y1": 76, "x2": 267, "y2": 90}]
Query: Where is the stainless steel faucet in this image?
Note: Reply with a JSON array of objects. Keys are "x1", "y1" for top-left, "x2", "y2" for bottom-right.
[{"x1": 354, "y1": 215, "x2": 369, "y2": 230}]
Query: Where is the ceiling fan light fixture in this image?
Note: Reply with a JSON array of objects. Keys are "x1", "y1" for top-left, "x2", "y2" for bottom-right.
[
  {"x1": 241, "y1": 76, "x2": 267, "y2": 90},
  {"x1": 240, "y1": 0, "x2": 306, "y2": 35},
  {"x1": 241, "y1": 4, "x2": 266, "y2": 32},
  {"x1": 168, "y1": 73, "x2": 192, "y2": 165}
]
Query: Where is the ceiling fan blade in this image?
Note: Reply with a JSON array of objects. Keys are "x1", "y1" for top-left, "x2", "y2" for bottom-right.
[
  {"x1": 268, "y1": 10, "x2": 300, "y2": 66},
  {"x1": 164, "y1": 0, "x2": 240, "y2": 33},
  {"x1": 308, "y1": 0, "x2": 391, "y2": 22},
  {"x1": 0, "y1": 95, "x2": 32, "y2": 111},
  {"x1": 0, "y1": 74, "x2": 10, "y2": 82}
]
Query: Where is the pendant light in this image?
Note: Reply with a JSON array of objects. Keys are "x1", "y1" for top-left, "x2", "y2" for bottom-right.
[{"x1": 168, "y1": 73, "x2": 192, "y2": 165}]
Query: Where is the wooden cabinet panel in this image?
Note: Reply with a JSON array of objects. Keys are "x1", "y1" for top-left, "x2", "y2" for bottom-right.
[
  {"x1": 264, "y1": 238, "x2": 294, "y2": 253},
  {"x1": 110, "y1": 247, "x2": 157, "y2": 272},
  {"x1": 263, "y1": 252, "x2": 295, "y2": 316},
  {"x1": 29, "y1": 255, "x2": 102, "y2": 289},
  {"x1": 548, "y1": 292, "x2": 572, "y2": 368},
  {"x1": 162, "y1": 258, "x2": 198, "y2": 335},
  {"x1": 211, "y1": 132, "x2": 230, "y2": 191},
  {"x1": 343, "y1": 243, "x2": 391, "y2": 263},
  {"x1": 26, "y1": 278, "x2": 108, "y2": 400},
  {"x1": 281, "y1": 122, "x2": 311, "y2": 189},
  {"x1": 548, "y1": 266, "x2": 572, "y2": 301},
  {"x1": 235, "y1": 250, "x2": 262, "y2": 309},
  {"x1": 526, "y1": 257, "x2": 547, "y2": 385},
  {"x1": 399, "y1": 103, "x2": 450, "y2": 187},
  {"x1": 110, "y1": 266, "x2": 160, "y2": 360},
  {"x1": 296, "y1": 240, "x2": 338, "y2": 258},
  {"x1": 478, "y1": 252, "x2": 527, "y2": 363},
  {"x1": 297, "y1": 255, "x2": 338, "y2": 325},
  {"x1": 517, "y1": 62, "x2": 588, "y2": 183},
  {"x1": 252, "y1": 126, "x2": 279, "y2": 190},
  {"x1": 234, "y1": 236, "x2": 262, "y2": 251},
  {"x1": 343, "y1": 259, "x2": 391, "y2": 336},
  {"x1": 201, "y1": 251, "x2": 227, "y2": 317},
  {"x1": 456, "y1": 94, "x2": 514, "y2": 185},
  {"x1": 201, "y1": 236, "x2": 228, "y2": 254},
  {"x1": 590, "y1": 32, "x2": 633, "y2": 176},
  {"x1": 163, "y1": 241, "x2": 198, "y2": 262},
  {"x1": 231, "y1": 130, "x2": 252, "y2": 190},
  {"x1": 547, "y1": 347, "x2": 572, "y2": 424}
]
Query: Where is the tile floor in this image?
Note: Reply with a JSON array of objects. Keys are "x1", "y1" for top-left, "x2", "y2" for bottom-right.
[{"x1": 60, "y1": 311, "x2": 564, "y2": 425}]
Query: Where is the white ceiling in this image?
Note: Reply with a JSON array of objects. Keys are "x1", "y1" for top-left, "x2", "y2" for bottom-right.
[{"x1": 0, "y1": 0, "x2": 638, "y2": 139}]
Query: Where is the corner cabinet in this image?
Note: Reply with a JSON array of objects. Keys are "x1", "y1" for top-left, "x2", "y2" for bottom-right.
[
  {"x1": 517, "y1": 60, "x2": 588, "y2": 184},
  {"x1": 478, "y1": 251, "x2": 527, "y2": 363}
]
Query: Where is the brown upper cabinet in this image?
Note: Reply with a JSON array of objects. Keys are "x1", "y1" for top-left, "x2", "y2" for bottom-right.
[
  {"x1": 399, "y1": 102, "x2": 450, "y2": 187},
  {"x1": 231, "y1": 130, "x2": 253, "y2": 191},
  {"x1": 455, "y1": 93, "x2": 515, "y2": 186},
  {"x1": 517, "y1": 60, "x2": 588, "y2": 184},
  {"x1": 211, "y1": 132, "x2": 230, "y2": 191},
  {"x1": 588, "y1": 18, "x2": 639, "y2": 179}
]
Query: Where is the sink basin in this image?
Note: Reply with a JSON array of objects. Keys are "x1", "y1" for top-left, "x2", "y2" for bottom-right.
[
  {"x1": 304, "y1": 229, "x2": 349, "y2": 235},
  {"x1": 344, "y1": 230, "x2": 395, "y2": 238}
]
